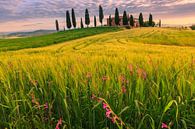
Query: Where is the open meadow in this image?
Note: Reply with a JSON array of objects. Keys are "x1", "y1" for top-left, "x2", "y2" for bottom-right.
[{"x1": 0, "y1": 27, "x2": 195, "y2": 129}]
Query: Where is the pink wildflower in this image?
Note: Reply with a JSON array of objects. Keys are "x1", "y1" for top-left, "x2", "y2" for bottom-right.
[
  {"x1": 31, "y1": 93, "x2": 35, "y2": 103},
  {"x1": 97, "y1": 98, "x2": 101, "y2": 102},
  {"x1": 137, "y1": 68, "x2": 142, "y2": 78},
  {"x1": 86, "y1": 72, "x2": 92, "y2": 79},
  {"x1": 111, "y1": 116, "x2": 118, "y2": 123},
  {"x1": 55, "y1": 118, "x2": 62, "y2": 129},
  {"x1": 106, "y1": 110, "x2": 112, "y2": 118},
  {"x1": 122, "y1": 86, "x2": 127, "y2": 94},
  {"x1": 44, "y1": 103, "x2": 48, "y2": 109},
  {"x1": 142, "y1": 70, "x2": 147, "y2": 80},
  {"x1": 120, "y1": 75, "x2": 126, "y2": 83},
  {"x1": 91, "y1": 94, "x2": 96, "y2": 100},
  {"x1": 31, "y1": 93, "x2": 40, "y2": 109},
  {"x1": 128, "y1": 64, "x2": 134, "y2": 75},
  {"x1": 103, "y1": 102, "x2": 107, "y2": 109},
  {"x1": 161, "y1": 123, "x2": 168, "y2": 128},
  {"x1": 102, "y1": 76, "x2": 109, "y2": 81},
  {"x1": 137, "y1": 67, "x2": 147, "y2": 80}
]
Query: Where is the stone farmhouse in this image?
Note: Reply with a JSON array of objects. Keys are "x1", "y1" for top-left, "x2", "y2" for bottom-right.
[{"x1": 107, "y1": 16, "x2": 140, "y2": 27}]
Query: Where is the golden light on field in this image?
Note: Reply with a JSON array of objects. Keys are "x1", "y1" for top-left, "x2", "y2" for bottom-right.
[{"x1": 0, "y1": 27, "x2": 195, "y2": 128}]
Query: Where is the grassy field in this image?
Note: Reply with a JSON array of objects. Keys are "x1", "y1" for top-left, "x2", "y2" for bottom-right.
[
  {"x1": 0, "y1": 27, "x2": 195, "y2": 129},
  {"x1": 0, "y1": 27, "x2": 121, "y2": 51}
]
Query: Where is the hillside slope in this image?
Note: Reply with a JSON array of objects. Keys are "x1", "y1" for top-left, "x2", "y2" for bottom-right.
[
  {"x1": 0, "y1": 27, "x2": 121, "y2": 51},
  {"x1": 1, "y1": 27, "x2": 195, "y2": 52},
  {"x1": 0, "y1": 27, "x2": 195, "y2": 129}
]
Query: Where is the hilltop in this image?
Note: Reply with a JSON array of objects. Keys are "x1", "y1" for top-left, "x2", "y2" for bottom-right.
[{"x1": 6, "y1": 30, "x2": 56, "y2": 38}]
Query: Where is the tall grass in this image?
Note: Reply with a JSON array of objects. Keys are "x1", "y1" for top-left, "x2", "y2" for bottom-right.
[{"x1": 0, "y1": 28, "x2": 195, "y2": 129}]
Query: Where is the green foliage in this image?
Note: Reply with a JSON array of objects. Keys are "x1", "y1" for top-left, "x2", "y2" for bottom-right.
[
  {"x1": 122, "y1": 11, "x2": 128, "y2": 26},
  {"x1": 94, "y1": 16, "x2": 97, "y2": 27},
  {"x1": 99, "y1": 5, "x2": 104, "y2": 26},
  {"x1": 85, "y1": 8, "x2": 90, "y2": 27},
  {"x1": 115, "y1": 8, "x2": 120, "y2": 26},
  {"x1": 66, "y1": 10, "x2": 72, "y2": 29},
  {"x1": 81, "y1": 18, "x2": 84, "y2": 28},
  {"x1": 0, "y1": 27, "x2": 121, "y2": 51},
  {"x1": 144, "y1": 21, "x2": 155, "y2": 27},
  {"x1": 55, "y1": 20, "x2": 59, "y2": 31},
  {"x1": 139, "y1": 13, "x2": 144, "y2": 27},
  {"x1": 71, "y1": 8, "x2": 77, "y2": 28},
  {"x1": 149, "y1": 13, "x2": 153, "y2": 27},
  {"x1": 130, "y1": 15, "x2": 134, "y2": 27},
  {"x1": 190, "y1": 25, "x2": 195, "y2": 30}
]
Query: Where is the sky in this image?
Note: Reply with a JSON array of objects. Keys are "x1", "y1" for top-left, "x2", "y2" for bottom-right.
[{"x1": 0, "y1": 0, "x2": 195, "y2": 33}]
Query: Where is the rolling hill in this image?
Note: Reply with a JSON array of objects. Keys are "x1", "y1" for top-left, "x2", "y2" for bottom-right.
[{"x1": 0, "y1": 27, "x2": 195, "y2": 129}]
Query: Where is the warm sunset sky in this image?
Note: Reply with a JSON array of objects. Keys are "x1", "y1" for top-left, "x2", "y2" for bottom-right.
[{"x1": 0, "y1": 0, "x2": 195, "y2": 33}]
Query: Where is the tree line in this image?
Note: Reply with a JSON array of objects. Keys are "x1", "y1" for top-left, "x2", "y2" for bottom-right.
[{"x1": 55, "y1": 5, "x2": 157, "y2": 31}]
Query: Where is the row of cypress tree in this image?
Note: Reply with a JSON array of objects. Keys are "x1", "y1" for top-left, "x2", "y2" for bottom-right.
[
  {"x1": 58, "y1": 5, "x2": 104, "y2": 30},
  {"x1": 55, "y1": 5, "x2": 155, "y2": 31},
  {"x1": 111, "y1": 8, "x2": 154, "y2": 27}
]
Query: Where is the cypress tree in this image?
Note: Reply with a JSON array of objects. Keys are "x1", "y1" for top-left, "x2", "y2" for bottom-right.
[
  {"x1": 99, "y1": 5, "x2": 104, "y2": 26},
  {"x1": 81, "y1": 18, "x2": 84, "y2": 28},
  {"x1": 66, "y1": 10, "x2": 72, "y2": 29},
  {"x1": 115, "y1": 8, "x2": 119, "y2": 26},
  {"x1": 85, "y1": 8, "x2": 90, "y2": 27},
  {"x1": 149, "y1": 13, "x2": 153, "y2": 27},
  {"x1": 94, "y1": 16, "x2": 97, "y2": 27},
  {"x1": 122, "y1": 11, "x2": 128, "y2": 26},
  {"x1": 55, "y1": 20, "x2": 59, "y2": 31},
  {"x1": 159, "y1": 19, "x2": 161, "y2": 27},
  {"x1": 130, "y1": 15, "x2": 134, "y2": 27},
  {"x1": 71, "y1": 8, "x2": 77, "y2": 28},
  {"x1": 139, "y1": 13, "x2": 144, "y2": 27},
  {"x1": 109, "y1": 15, "x2": 112, "y2": 26}
]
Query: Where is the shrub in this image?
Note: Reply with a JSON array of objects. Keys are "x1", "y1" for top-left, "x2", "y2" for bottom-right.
[{"x1": 190, "y1": 25, "x2": 195, "y2": 30}]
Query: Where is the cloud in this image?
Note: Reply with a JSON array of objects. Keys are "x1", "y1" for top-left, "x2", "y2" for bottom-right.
[
  {"x1": 0, "y1": 0, "x2": 195, "y2": 22},
  {"x1": 0, "y1": 0, "x2": 195, "y2": 32}
]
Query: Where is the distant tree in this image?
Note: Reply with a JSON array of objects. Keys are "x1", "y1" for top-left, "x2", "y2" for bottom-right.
[
  {"x1": 66, "y1": 10, "x2": 72, "y2": 29},
  {"x1": 55, "y1": 20, "x2": 59, "y2": 31},
  {"x1": 115, "y1": 8, "x2": 120, "y2": 26},
  {"x1": 99, "y1": 5, "x2": 104, "y2": 26},
  {"x1": 139, "y1": 13, "x2": 144, "y2": 27},
  {"x1": 109, "y1": 15, "x2": 112, "y2": 26},
  {"x1": 144, "y1": 21, "x2": 155, "y2": 27},
  {"x1": 123, "y1": 11, "x2": 128, "y2": 26},
  {"x1": 94, "y1": 16, "x2": 97, "y2": 27},
  {"x1": 149, "y1": 13, "x2": 153, "y2": 27},
  {"x1": 130, "y1": 15, "x2": 134, "y2": 27},
  {"x1": 71, "y1": 8, "x2": 77, "y2": 28},
  {"x1": 81, "y1": 18, "x2": 84, "y2": 28},
  {"x1": 190, "y1": 25, "x2": 195, "y2": 30},
  {"x1": 159, "y1": 19, "x2": 161, "y2": 27},
  {"x1": 85, "y1": 8, "x2": 90, "y2": 27}
]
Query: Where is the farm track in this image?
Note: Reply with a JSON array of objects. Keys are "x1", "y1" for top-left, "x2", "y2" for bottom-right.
[
  {"x1": 54, "y1": 28, "x2": 195, "y2": 53},
  {"x1": 8, "y1": 27, "x2": 195, "y2": 55},
  {"x1": 57, "y1": 29, "x2": 166, "y2": 52}
]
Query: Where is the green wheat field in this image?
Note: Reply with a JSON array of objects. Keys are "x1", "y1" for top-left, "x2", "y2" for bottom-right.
[{"x1": 0, "y1": 27, "x2": 195, "y2": 129}]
